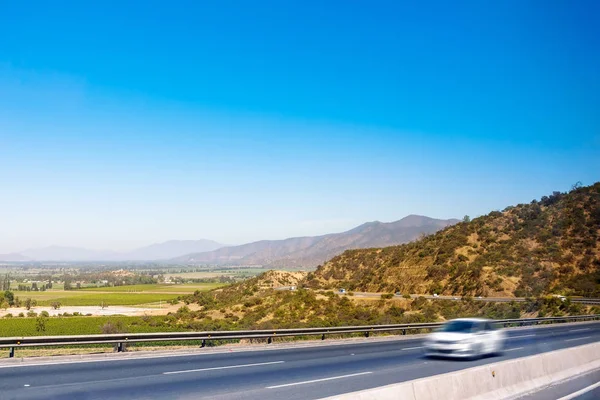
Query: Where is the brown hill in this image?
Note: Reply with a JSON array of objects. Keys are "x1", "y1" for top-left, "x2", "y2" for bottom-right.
[
  {"x1": 173, "y1": 215, "x2": 459, "y2": 268},
  {"x1": 305, "y1": 183, "x2": 600, "y2": 297}
]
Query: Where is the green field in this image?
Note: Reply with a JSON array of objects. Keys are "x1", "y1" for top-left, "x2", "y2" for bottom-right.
[
  {"x1": 78, "y1": 283, "x2": 224, "y2": 293},
  {"x1": 12, "y1": 292, "x2": 180, "y2": 306},
  {"x1": 165, "y1": 269, "x2": 267, "y2": 279},
  {"x1": 8, "y1": 283, "x2": 224, "y2": 306},
  {"x1": 0, "y1": 315, "x2": 180, "y2": 336}
]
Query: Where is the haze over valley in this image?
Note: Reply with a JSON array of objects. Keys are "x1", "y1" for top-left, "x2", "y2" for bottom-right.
[{"x1": 1, "y1": 215, "x2": 458, "y2": 266}]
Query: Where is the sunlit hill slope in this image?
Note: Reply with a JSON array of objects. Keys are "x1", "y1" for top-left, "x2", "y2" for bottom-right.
[{"x1": 305, "y1": 183, "x2": 600, "y2": 297}]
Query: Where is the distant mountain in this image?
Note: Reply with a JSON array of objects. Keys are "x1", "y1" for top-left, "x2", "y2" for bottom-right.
[
  {"x1": 0, "y1": 253, "x2": 30, "y2": 262},
  {"x1": 120, "y1": 240, "x2": 225, "y2": 260},
  {"x1": 18, "y1": 240, "x2": 225, "y2": 262},
  {"x1": 19, "y1": 246, "x2": 117, "y2": 261},
  {"x1": 173, "y1": 215, "x2": 460, "y2": 268}
]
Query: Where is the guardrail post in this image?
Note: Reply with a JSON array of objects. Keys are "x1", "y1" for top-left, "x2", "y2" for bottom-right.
[
  {"x1": 402, "y1": 329, "x2": 406, "y2": 335},
  {"x1": 268, "y1": 337, "x2": 272, "y2": 344},
  {"x1": 201, "y1": 339, "x2": 206, "y2": 348},
  {"x1": 321, "y1": 334, "x2": 326, "y2": 340},
  {"x1": 365, "y1": 331, "x2": 369, "y2": 338},
  {"x1": 9, "y1": 347, "x2": 14, "y2": 358},
  {"x1": 117, "y1": 342, "x2": 123, "y2": 352}
]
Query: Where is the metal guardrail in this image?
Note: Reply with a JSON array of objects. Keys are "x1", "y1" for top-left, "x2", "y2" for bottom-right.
[
  {"x1": 1, "y1": 314, "x2": 598, "y2": 358},
  {"x1": 572, "y1": 299, "x2": 600, "y2": 305}
]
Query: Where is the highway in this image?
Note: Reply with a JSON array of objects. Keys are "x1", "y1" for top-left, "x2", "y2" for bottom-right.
[
  {"x1": 516, "y1": 369, "x2": 600, "y2": 400},
  {"x1": 346, "y1": 292, "x2": 600, "y2": 305},
  {"x1": 0, "y1": 321, "x2": 598, "y2": 400}
]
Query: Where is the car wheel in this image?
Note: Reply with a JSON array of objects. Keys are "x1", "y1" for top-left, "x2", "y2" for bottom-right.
[
  {"x1": 470, "y1": 343, "x2": 483, "y2": 360},
  {"x1": 493, "y1": 341, "x2": 504, "y2": 357}
]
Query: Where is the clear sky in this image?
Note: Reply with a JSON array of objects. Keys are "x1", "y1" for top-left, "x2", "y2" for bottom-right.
[{"x1": 0, "y1": 1, "x2": 599, "y2": 253}]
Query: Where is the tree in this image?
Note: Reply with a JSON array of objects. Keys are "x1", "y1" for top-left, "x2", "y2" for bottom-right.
[
  {"x1": 1, "y1": 274, "x2": 10, "y2": 291},
  {"x1": 0, "y1": 300, "x2": 8, "y2": 310},
  {"x1": 24, "y1": 298, "x2": 37, "y2": 310},
  {"x1": 35, "y1": 316, "x2": 47, "y2": 332},
  {"x1": 3, "y1": 290, "x2": 14, "y2": 306},
  {"x1": 463, "y1": 215, "x2": 471, "y2": 223}
]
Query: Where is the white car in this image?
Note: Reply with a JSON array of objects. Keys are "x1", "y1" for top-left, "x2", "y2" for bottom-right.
[{"x1": 423, "y1": 318, "x2": 505, "y2": 359}]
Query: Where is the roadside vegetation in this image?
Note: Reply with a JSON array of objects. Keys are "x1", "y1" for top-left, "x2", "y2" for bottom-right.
[{"x1": 2, "y1": 289, "x2": 595, "y2": 338}]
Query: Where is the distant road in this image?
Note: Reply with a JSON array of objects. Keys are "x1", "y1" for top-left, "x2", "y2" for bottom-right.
[
  {"x1": 1, "y1": 321, "x2": 598, "y2": 400},
  {"x1": 339, "y1": 292, "x2": 600, "y2": 304}
]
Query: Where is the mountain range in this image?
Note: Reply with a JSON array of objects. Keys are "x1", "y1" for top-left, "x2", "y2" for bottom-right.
[
  {"x1": 0, "y1": 253, "x2": 30, "y2": 262},
  {"x1": 0, "y1": 215, "x2": 458, "y2": 265},
  {"x1": 2, "y1": 240, "x2": 225, "y2": 262},
  {"x1": 173, "y1": 215, "x2": 459, "y2": 268}
]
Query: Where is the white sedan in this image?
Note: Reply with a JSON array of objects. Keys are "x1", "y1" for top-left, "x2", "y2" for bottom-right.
[{"x1": 423, "y1": 318, "x2": 505, "y2": 359}]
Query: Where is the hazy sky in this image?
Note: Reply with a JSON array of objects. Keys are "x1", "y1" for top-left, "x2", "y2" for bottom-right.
[{"x1": 1, "y1": 1, "x2": 599, "y2": 253}]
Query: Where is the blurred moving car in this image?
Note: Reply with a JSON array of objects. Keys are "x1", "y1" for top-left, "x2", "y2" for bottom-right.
[{"x1": 423, "y1": 318, "x2": 505, "y2": 359}]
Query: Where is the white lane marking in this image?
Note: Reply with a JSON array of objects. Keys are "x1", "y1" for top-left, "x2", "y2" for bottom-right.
[
  {"x1": 24, "y1": 384, "x2": 30, "y2": 387},
  {"x1": 266, "y1": 371, "x2": 373, "y2": 389},
  {"x1": 402, "y1": 346, "x2": 424, "y2": 351},
  {"x1": 565, "y1": 336, "x2": 592, "y2": 342},
  {"x1": 505, "y1": 347, "x2": 524, "y2": 352},
  {"x1": 509, "y1": 334, "x2": 536, "y2": 339},
  {"x1": 163, "y1": 360, "x2": 284, "y2": 375},
  {"x1": 556, "y1": 381, "x2": 600, "y2": 400},
  {"x1": 0, "y1": 351, "x2": 230, "y2": 369},
  {"x1": 0, "y1": 349, "x2": 287, "y2": 370},
  {"x1": 0, "y1": 338, "x2": 425, "y2": 370},
  {"x1": 569, "y1": 328, "x2": 591, "y2": 333}
]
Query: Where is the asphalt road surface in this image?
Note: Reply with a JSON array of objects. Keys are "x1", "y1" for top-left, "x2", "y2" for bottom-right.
[
  {"x1": 516, "y1": 369, "x2": 600, "y2": 400},
  {"x1": 346, "y1": 292, "x2": 600, "y2": 305},
  {"x1": 1, "y1": 322, "x2": 598, "y2": 400}
]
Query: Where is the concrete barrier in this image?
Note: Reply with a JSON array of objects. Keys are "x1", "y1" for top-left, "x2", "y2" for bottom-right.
[{"x1": 321, "y1": 342, "x2": 600, "y2": 400}]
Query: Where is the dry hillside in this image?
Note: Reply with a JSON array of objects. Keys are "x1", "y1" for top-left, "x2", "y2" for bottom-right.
[
  {"x1": 181, "y1": 270, "x2": 596, "y2": 330},
  {"x1": 305, "y1": 183, "x2": 600, "y2": 297}
]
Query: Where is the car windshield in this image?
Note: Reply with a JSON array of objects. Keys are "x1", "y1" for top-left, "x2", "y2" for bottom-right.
[{"x1": 440, "y1": 321, "x2": 476, "y2": 333}]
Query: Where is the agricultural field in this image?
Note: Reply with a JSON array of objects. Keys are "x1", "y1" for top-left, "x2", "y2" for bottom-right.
[
  {"x1": 165, "y1": 271, "x2": 234, "y2": 279},
  {"x1": 78, "y1": 283, "x2": 224, "y2": 293},
  {"x1": 10, "y1": 292, "x2": 179, "y2": 306},
  {"x1": 165, "y1": 268, "x2": 268, "y2": 279},
  {"x1": 0, "y1": 315, "x2": 180, "y2": 337},
  {"x1": 7, "y1": 283, "x2": 225, "y2": 307}
]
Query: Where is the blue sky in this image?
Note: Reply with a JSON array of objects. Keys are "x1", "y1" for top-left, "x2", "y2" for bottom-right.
[{"x1": 0, "y1": 1, "x2": 599, "y2": 252}]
